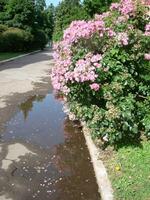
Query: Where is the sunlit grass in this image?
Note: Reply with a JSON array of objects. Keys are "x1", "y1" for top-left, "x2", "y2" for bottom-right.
[
  {"x1": 106, "y1": 141, "x2": 150, "y2": 200},
  {"x1": 0, "y1": 52, "x2": 23, "y2": 61}
]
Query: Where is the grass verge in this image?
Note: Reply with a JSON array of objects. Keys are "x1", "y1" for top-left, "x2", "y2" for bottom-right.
[
  {"x1": 105, "y1": 141, "x2": 150, "y2": 200},
  {"x1": 0, "y1": 52, "x2": 24, "y2": 61}
]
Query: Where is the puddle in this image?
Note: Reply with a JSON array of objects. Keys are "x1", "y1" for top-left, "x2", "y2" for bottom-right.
[{"x1": 0, "y1": 93, "x2": 100, "y2": 200}]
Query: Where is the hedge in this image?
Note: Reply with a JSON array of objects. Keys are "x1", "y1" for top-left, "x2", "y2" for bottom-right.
[{"x1": 0, "y1": 26, "x2": 48, "y2": 52}]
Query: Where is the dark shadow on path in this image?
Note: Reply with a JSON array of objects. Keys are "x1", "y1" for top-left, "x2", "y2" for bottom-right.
[{"x1": 0, "y1": 49, "x2": 53, "y2": 71}]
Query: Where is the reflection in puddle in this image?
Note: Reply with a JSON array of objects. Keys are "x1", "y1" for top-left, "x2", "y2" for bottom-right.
[
  {"x1": 19, "y1": 95, "x2": 46, "y2": 120},
  {"x1": 3, "y1": 94, "x2": 65, "y2": 148},
  {"x1": 0, "y1": 94, "x2": 100, "y2": 200}
]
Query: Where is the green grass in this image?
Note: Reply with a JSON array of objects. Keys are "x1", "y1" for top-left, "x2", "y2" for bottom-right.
[
  {"x1": 0, "y1": 52, "x2": 23, "y2": 61},
  {"x1": 106, "y1": 141, "x2": 150, "y2": 200}
]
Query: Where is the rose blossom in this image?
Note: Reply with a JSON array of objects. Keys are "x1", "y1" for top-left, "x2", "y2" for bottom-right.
[
  {"x1": 117, "y1": 32, "x2": 129, "y2": 46},
  {"x1": 144, "y1": 53, "x2": 150, "y2": 60},
  {"x1": 145, "y1": 23, "x2": 150, "y2": 36},
  {"x1": 119, "y1": 0, "x2": 135, "y2": 15},
  {"x1": 90, "y1": 83, "x2": 100, "y2": 91},
  {"x1": 110, "y1": 3, "x2": 120, "y2": 10}
]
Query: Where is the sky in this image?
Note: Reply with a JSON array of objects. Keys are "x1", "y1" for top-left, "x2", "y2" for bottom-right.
[{"x1": 46, "y1": 0, "x2": 61, "y2": 7}]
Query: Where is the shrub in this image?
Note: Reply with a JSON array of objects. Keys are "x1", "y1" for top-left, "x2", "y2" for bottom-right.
[
  {"x1": 0, "y1": 24, "x2": 8, "y2": 34},
  {"x1": 0, "y1": 27, "x2": 33, "y2": 52},
  {"x1": 51, "y1": 0, "x2": 150, "y2": 145},
  {"x1": 0, "y1": 24, "x2": 8, "y2": 49},
  {"x1": 0, "y1": 27, "x2": 48, "y2": 52}
]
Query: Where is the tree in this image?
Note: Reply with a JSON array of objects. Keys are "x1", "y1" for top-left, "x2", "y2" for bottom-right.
[
  {"x1": 35, "y1": 0, "x2": 46, "y2": 11},
  {"x1": 0, "y1": 0, "x2": 7, "y2": 12},
  {"x1": 34, "y1": 0, "x2": 46, "y2": 29},
  {"x1": 53, "y1": 0, "x2": 87, "y2": 41},
  {"x1": 0, "y1": 0, "x2": 51, "y2": 51},
  {"x1": 44, "y1": 4, "x2": 55, "y2": 40},
  {"x1": 4, "y1": 0, "x2": 35, "y2": 30},
  {"x1": 83, "y1": 0, "x2": 118, "y2": 17},
  {"x1": 0, "y1": 0, "x2": 7, "y2": 24}
]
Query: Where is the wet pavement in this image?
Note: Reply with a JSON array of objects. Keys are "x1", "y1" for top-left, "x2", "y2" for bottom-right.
[
  {"x1": 0, "y1": 93, "x2": 100, "y2": 200},
  {"x1": 0, "y1": 49, "x2": 53, "y2": 109}
]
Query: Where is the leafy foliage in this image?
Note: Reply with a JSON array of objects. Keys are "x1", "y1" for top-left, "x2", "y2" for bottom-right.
[
  {"x1": 32, "y1": 29, "x2": 48, "y2": 50},
  {"x1": 0, "y1": 0, "x2": 7, "y2": 12},
  {"x1": 83, "y1": 0, "x2": 118, "y2": 17},
  {"x1": 0, "y1": 0, "x2": 55, "y2": 51},
  {"x1": 44, "y1": 4, "x2": 55, "y2": 40},
  {"x1": 0, "y1": 25, "x2": 48, "y2": 52},
  {"x1": 4, "y1": 0, "x2": 35, "y2": 30},
  {"x1": 0, "y1": 27, "x2": 33, "y2": 52},
  {"x1": 0, "y1": 24, "x2": 8, "y2": 33}
]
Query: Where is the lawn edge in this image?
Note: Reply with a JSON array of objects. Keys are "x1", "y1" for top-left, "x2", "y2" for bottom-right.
[
  {"x1": 0, "y1": 50, "x2": 41, "y2": 64},
  {"x1": 82, "y1": 123, "x2": 114, "y2": 200}
]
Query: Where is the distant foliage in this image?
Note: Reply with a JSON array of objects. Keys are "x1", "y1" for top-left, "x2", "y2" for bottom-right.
[
  {"x1": 83, "y1": 0, "x2": 118, "y2": 17},
  {"x1": 3, "y1": 0, "x2": 35, "y2": 30},
  {"x1": 0, "y1": 25, "x2": 48, "y2": 52},
  {"x1": 0, "y1": 0, "x2": 55, "y2": 51},
  {"x1": 51, "y1": 0, "x2": 150, "y2": 145},
  {"x1": 44, "y1": 4, "x2": 55, "y2": 40},
  {"x1": 0, "y1": 0, "x2": 7, "y2": 12},
  {"x1": 32, "y1": 29, "x2": 48, "y2": 50}
]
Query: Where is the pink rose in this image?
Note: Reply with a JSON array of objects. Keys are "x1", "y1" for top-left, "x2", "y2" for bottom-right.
[
  {"x1": 117, "y1": 32, "x2": 129, "y2": 46},
  {"x1": 110, "y1": 3, "x2": 120, "y2": 10},
  {"x1": 90, "y1": 83, "x2": 100, "y2": 91},
  {"x1": 145, "y1": 23, "x2": 150, "y2": 36},
  {"x1": 144, "y1": 53, "x2": 150, "y2": 60}
]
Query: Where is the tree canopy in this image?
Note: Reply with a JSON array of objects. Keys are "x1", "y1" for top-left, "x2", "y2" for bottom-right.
[
  {"x1": 3, "y1": 0, "x2": 35, "y2": 30},
  {"x1": 0, "y1": 0, "x2": 55, "y2": 39},
  {"x1": 0, "y1": 0, "x2": 55, "y2": 51},
  {"x1": 83, "y1": 0, "x2": 118, "y2": 17}
]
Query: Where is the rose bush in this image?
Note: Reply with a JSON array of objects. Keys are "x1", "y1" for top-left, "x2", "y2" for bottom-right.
[{"x1": 51, "y1": 0, "x2": 150, "y2": 145}]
